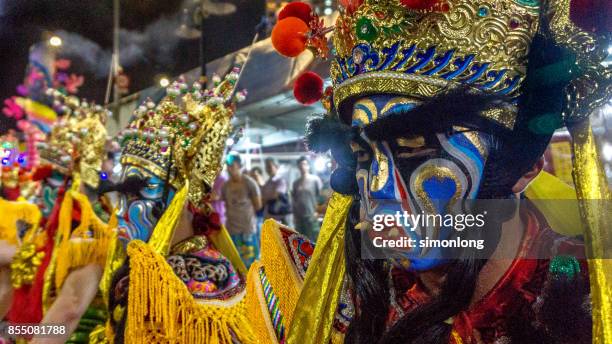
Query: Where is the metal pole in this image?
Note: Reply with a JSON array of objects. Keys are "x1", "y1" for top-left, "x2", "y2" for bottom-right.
[
  {"x1": 112, "y1": 0, "x2": 120, "y2": 126},
  {"x1": 200, "y1": 18, "x2": 206, "y2": 80}
]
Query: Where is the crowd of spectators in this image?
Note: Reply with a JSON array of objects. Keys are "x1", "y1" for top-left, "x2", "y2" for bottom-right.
[{"x1": 213, "y1": 154, "x2": 327, "y2": 267}]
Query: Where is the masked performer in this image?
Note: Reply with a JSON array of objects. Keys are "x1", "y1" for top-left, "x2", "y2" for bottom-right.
[
  {"x1": 6, "y1": 93, "x2": 114, "y2": 344},
  {"x1": 0, "y1": 133, "x2": 43, "y2": 318},
  {"x1": 95, "y1": 70, "x2": 254, "y2": 344},
  {"x1": 248, "y1": 1, "x2": 611, "y2": 343}
]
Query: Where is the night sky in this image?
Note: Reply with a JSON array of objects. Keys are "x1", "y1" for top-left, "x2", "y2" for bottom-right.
[{"x1": 0, "y1": 0, "x2": 265, "y2": 132}]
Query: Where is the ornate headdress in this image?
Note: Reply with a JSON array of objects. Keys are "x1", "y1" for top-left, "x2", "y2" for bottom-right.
[
  {"x1": 37, "y1": 90, "x2": 110, "y2": 189},
  {"x1": 331, "y1": 0, "x2": 547, "y2": 128},
  {"x1": 273, "y1": 0, "x2": 608, "y2": 130},
  {"x1": 117, "y1": 67, "x2": 245, "y2": 206},
  {"x1": 270, "y1": 1, "x2": 611, "y2": 343}
]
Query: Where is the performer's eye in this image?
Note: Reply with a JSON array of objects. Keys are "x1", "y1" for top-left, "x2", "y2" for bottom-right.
[{"x1": 394, "y1": 136, "x2": 437, "y2": 159}]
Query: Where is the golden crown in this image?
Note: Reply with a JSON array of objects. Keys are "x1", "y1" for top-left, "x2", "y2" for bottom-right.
[
  {"x1": 330, "y1": 0, "x2": 548, "y2": 128},
  {"x1": 118, "y1": 67, "x2": 246, "y2": 206},
  {"x1": 38, "y1": 89, "x2": 109, "y2": 188}
]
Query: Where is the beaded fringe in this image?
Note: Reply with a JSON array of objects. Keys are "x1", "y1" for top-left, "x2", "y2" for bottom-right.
[
  {"x1": 259, "y1": 220, "x2": 303, "y2": 328},
  {"x1": 126, "y1": 240, "x2": 256, "y2": 344}
]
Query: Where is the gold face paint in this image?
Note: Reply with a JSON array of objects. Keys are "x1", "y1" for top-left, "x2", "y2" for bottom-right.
[
  {"x1": 396, "y1": 137, "x2": 426, "y2": 148},
  {"x1": 352, "y1": 98, "x2": 391, "y2": 193}
]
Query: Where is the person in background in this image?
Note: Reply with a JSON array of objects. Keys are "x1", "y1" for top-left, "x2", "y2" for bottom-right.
[
  {"x1": 222, "y1": 154, "x2": 262, "y2": 267},
  {"x1": 291, "y1": 156, "x2": 322, "y2": 241},
  {"x1": 261, "y1": 157, "x2": 290, "y2": 225},
  {"x1": 249, "y1": 166, "x2": 265, "y2": 188},
  {"x1": 210, "y1": 170, "x2": 228, "y2": 226},
  {"x1": 249, "y1": 166, "x2": 265, "y2": 250}
]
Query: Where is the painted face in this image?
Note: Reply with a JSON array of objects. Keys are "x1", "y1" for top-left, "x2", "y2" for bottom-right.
[
  {"x1": 115, "y1": 164, "x2": 175, "y2": 246},
  {"x1": 350, "y1": 94, "x2": 491, "y2": 271}
]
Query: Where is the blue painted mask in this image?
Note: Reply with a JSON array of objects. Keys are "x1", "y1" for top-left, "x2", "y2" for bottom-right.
[
  {"x1": 351, "y1": 94, "x2": 491, "y2": 271},
  {"x1": 115, "y1": 164, "x2": 176, "y2": 246}
]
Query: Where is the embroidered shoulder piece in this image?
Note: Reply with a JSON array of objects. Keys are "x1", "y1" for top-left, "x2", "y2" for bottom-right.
[{"x1": 167, "y1": 235, "x2": 244, "y2": 300}]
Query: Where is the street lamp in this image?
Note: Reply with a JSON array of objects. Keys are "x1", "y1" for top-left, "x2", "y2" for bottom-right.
[{"x1": 49, "y1": 35, "x2": 62, "y2": 47}]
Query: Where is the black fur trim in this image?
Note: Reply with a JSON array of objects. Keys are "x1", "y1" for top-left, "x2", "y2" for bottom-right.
[
  {"x1": 363, "y1": 87, "x2": 510, "y2": 142},
  {"x1": 304, "y1": 114, "x2": 353, "y2": 153}
]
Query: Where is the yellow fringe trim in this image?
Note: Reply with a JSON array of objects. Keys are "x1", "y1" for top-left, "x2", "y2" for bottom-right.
[
  {"x1": 54, "y1": 189, "x2": 117, "y2": 290},
  {"x1": 450, "y1": 330, "x2": 464, "y2": 344},
  {"x1": 246, "y1": 261, "x2": 280, "y2": 344},
  {"x1": 126, "y1": 239, "x2": 256, "y2": 344},
  {"x1": 0, "y1": 198, "x2": 42, "y2": 246},
  {"x1": 259, "y1": 220, "x2": 303, "y2": 327},
  {"x1": 330, "y1": 328, "x2": 346, "y2": 344}
]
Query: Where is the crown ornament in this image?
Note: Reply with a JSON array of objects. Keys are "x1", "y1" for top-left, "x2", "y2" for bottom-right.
[
  {"x1": 37, "y1": 89, "x2": 110, "y2": 189},
  {"x1": 273, "y1": 0, "x2": 608, "y2": 131},
  {"x1": 329, "y1": 0, "x2": 553, "y2": 128},
  {"x1": 117, "y1": 67, "x2": 246, "y2": 206}
]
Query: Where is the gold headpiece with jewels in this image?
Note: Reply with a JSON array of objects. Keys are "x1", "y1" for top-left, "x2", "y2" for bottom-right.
[
  {"x1": 37, "y1": 89, "x2": 110, "y2": 189},
  {"x1": 329, "y1": 0, "x2": 605, "y2": 129},
  {"x1": 118, "y1": 67, "x2": 246, "y2": 206}
]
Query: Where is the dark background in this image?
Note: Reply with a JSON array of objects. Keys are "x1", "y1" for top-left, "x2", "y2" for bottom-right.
[{"x1": 0, "y1": 0, "x2": 266, "y2": 132}]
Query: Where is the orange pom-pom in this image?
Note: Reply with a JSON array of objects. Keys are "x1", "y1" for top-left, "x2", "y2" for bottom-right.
[
  {"x1": 294, "y1": 71, "x2": 324, "y2": 105},
  {"x1": 271, "y1": 17, "x2": 309, "y2": 57},
  {"x1": 278, "y1": 2, "x2": 313, "y2": 24}
]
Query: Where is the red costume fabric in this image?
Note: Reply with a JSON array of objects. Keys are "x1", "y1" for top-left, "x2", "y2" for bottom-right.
[
  {"x1": 6, "y1": 189, "x2": 65, "y2": 324},
  {"x1": 387, "y1": 205, "x2": 587, "y2": 343}
]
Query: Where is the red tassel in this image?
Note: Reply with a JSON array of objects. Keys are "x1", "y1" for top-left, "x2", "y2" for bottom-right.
[
  {"x1": 294, "y1": 71, "x2": 324, "y2": 105},
  {"x1": 278, "y1": 2, "x2": 314, "y2": 25},
  {"x1": 271, "y1": 17, "x2": 309, "y2": 57}
]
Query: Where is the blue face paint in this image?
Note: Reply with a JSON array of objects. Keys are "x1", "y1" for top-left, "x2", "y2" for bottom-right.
[
  {"x1": 115, "y1": 164, "x2": 176, "y2": 246},
  {"x1": 351, "y1": 94, "x2": 491, "y2": 271}
]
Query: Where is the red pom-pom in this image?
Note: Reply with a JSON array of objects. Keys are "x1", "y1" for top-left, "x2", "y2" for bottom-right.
[
  {"x1": 294, "y1": 71, "x2": 324, "y2": 105},
  {"x1": 400, "y1": 0, "x2": 448, "y2": 11},
  {"x1": 32, "y1": 164, "x2": 53, "y2": 181},
  {"x1": 278, "y1": 2, "x2": 313, "y2": 25},
  {"x1": 272, "y1": 17, "x2": 309, "y2": 57}
]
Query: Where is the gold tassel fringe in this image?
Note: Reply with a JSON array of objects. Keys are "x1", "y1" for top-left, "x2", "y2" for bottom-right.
[
  {"x1": 246, "y1": 261, "x2": 279, "y2": 344},
  {"x1": 54, "y1": 190, "x2": 117, "y2": 290},
  {"x1": 259, "y1": 220, "x2": 303, "y2": 327},
  {"x1": 0, "y1": 198, "x2": 42, "y2": 246},
  {"x1": 126, "y1": 239, "x2": 256, "y2": 344}
]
